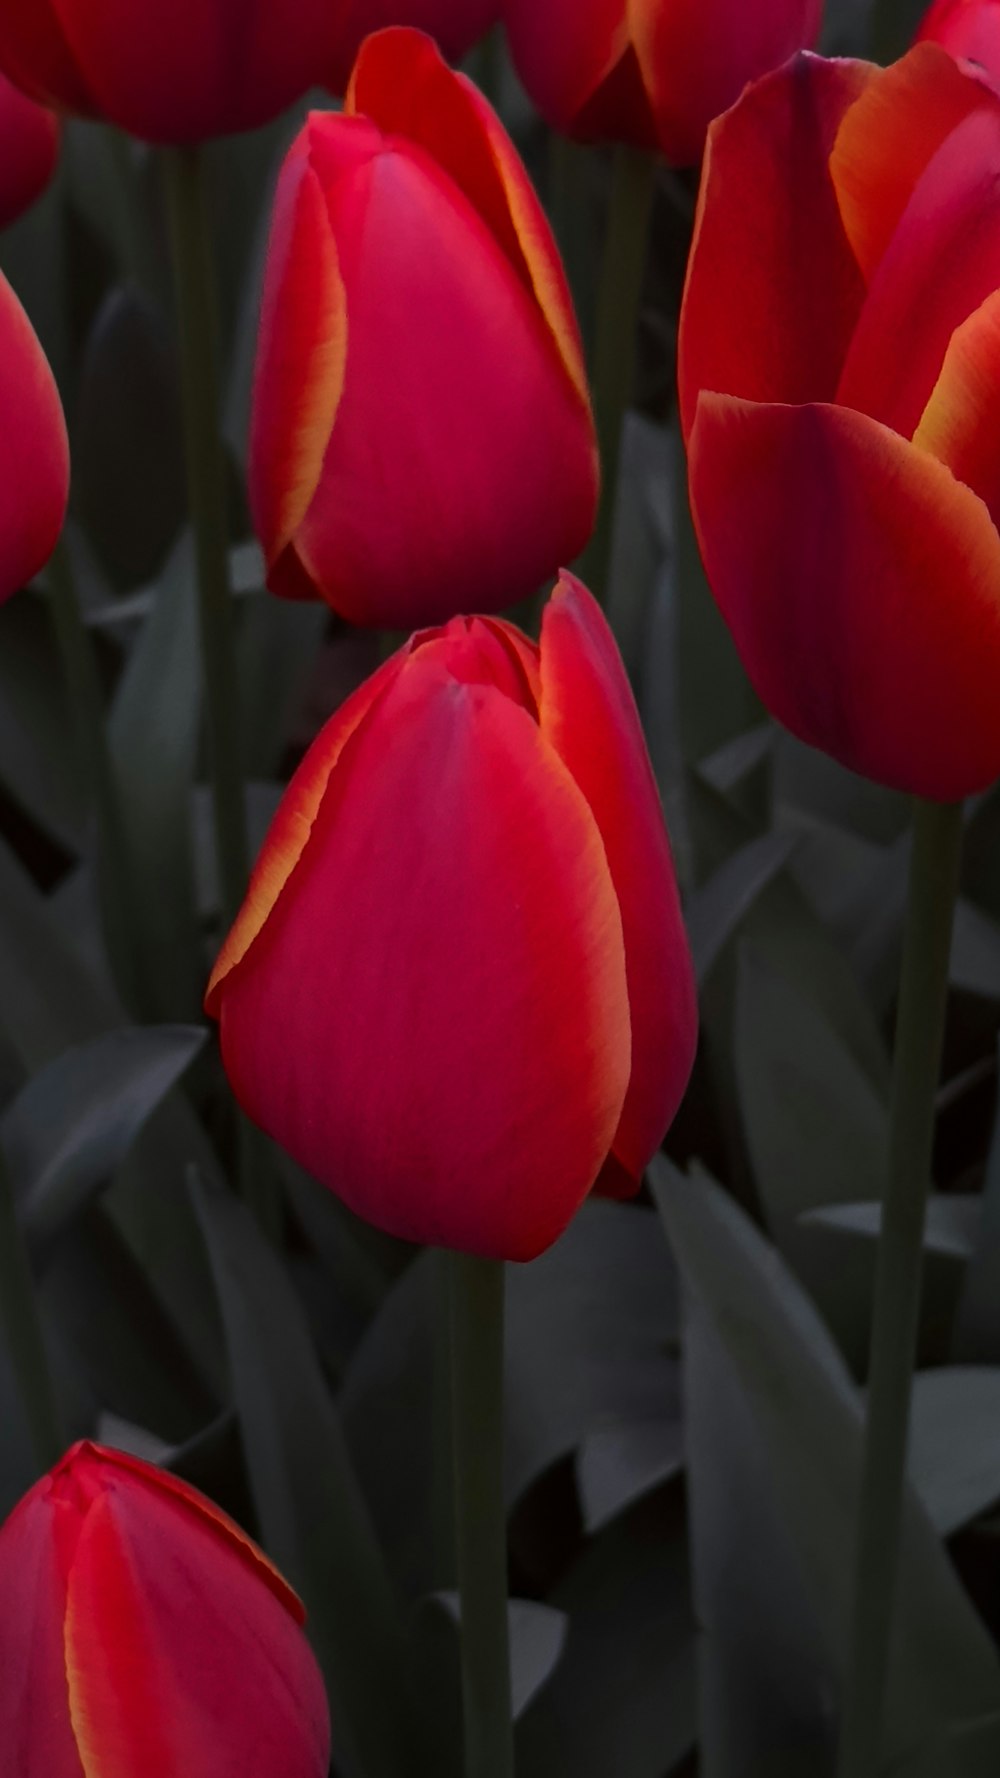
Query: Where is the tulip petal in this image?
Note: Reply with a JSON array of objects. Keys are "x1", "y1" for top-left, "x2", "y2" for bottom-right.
[
  {"x1": 540, "y1": 575, "x2": 697, "y2": 1187},
  {"x1": 836, "y1": 105, "x2": 1000, "y2": 437},
  {"x1": 629, "y1": 0, "x2": 823, "y2": 166},
  {"x1": 0, "y1": 0, "x2": 93, "y2": 113},
  {"x1": 678, "y1": 53, "x2": 872, "y2": 438},
  {"x1": 0, "y1": 1484, "x2": 80, "y2": 1778},
  {"x1": 0, "y1": 271, "x2": 67, "y2": 602},
  {"x1": 250, "y1": 130, "x2": 354, "y2": 587},
  {"x1": 207, "y1": 647, "x2": 404, "y2": 1012},
  {"x1": 328, "y1": 0, "x2": 500, "y2": 90},
  {"x1": 65, "y1": 1483, "x2": 330, "y2": 1778},
  {"x1": 479, "y1": 0, "x2": 631, "y2": 144},
  {"x1": 346, "y1": 29, "x2": 591, "y2": 408},
  {"x1": 218, "y1": 642, "x2": 632, "y2": 1261},
  {"x1": 829, "y1": 41, "x2": 999, "y2": 282},
  {"x1": 288, "y1": 130, "x2": 597, "y2": 623},
  {"x1": 689, "y1": 393, "x2": 1000, "y2": 798},
  {"x1": 914, "y1": 286, "x2": 1000, "y2": 526},
  {"x1": 918, "y1": 0, "x2": 1000, "y2": 88}
]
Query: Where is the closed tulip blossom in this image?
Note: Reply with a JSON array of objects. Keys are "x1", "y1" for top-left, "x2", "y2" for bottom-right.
[
  {"x1": 917, "y1": 0, "x2": 1000, "y2": 85},
  {"x1": 679, "y1": 43, "x2": 1000, "y2": 798},
  {"x1": 207, "y1": 576, "x2": 696, "y2": 1262},
  {"x1": 0, "y1": 270, "x2": 67, "y2": 602},
  {"x1": 328, "y1": 0, "x2": 500, "y2": 88},
  {"x1": 251, "y1": 27, "x2": 598, "y2": 627},
  {"x1": 503, "y1": 0, "x2": 823, "y2": 165},
  {"x1": 0, "y1": 73, "x2": 58, "y2": 229},
  {"x1": 0, "y1": 1442, "x2": 330, "y2": 1778},
  {"x1": 0, "y1": 0, "x2": 339, "y2": 143}
]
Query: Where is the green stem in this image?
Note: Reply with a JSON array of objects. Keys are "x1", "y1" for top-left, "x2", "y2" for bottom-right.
[
  {"x1": 48, "y1": 538, "x2": 143, "y2": 1016},
  {"x1": 449, "y1": 1253, "x2": 513, "y2": 1778},
  {"x1": 579, "y1": 145, "x2": 657, "y2": 602},
  {"x1": 0, "y1": 1142, "x2": 61, "y2": 1472},
  {"x1": 837, "y1": 797, "x2": 964, "y2": 1778},
  {"x1": 163, "y1": 144, "x2": 249, "y2": 931}
]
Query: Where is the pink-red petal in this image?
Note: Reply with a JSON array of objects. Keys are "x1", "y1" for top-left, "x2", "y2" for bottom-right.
[
  {"x1": 0, "y1": 270, "x2": 68, "y2": 601},
  {"x1": 689, "y1": 394, "x2": 1000, "y2": 798},
  {"x1": 0, "y1": 1480, "x2": 80, "y2": 1778}
]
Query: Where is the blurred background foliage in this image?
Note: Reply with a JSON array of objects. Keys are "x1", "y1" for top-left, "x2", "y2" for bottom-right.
[{"x1": 4, "y1": 0, "x2": 1000, "y2": 1773}]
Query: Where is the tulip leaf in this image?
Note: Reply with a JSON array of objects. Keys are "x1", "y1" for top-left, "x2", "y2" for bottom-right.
[
  {"x1": 909, "y1": 1368, "x2": 1000, "y2": 1537},
  {"x1": 0, "y1": 588, "x2": 87, "y2": 852},
  {"x1": 686, "y1": 830, "x2": 799, "y2": 983},
  {"x1": 954, "y1": 1054, "x2": 1000, "y2": 1363},
  {"x1": 237, "y1": 594, "x2": 329, "y2": 780},
  {"x1": 652, "y1": 1160, "x2": 1000, "y2": 1768},
  {"x1": 191, "y1": 1169, "x2": 415, "y2": 1778},
  {"x1": 800, "y1": 1194, "x2": 979, "y2": 1260},
  {"x1": 3, "y1": 1024, "x2": 204, "y2": 1254},
  {"x1": 576, "y1": 1418, "x2": 685, "y2": 1535},
  {"x1": 0, "y1": 833, "x2": 119, "y2": 1071}
]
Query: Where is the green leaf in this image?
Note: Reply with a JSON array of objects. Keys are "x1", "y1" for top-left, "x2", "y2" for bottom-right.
[
  {"x1": 191, "y1": 1170, "x2": 414, "y2": 1778},
  {"x1": 954, "y1": 1041, "x2": 1000, "y2": 1364},
  {"x1": 652, "y1": 1161, "x2": 1000, "y2": 1768},
  {"x1": 800, "y1": 1196, "x2": 978, "y2": 1261},
  {"x1": 687, "y1": 831, "x2": 798, "y2": 983},
  {"x1": 0, "y1": 834, "x2": 119, "y2": 1071},
  {"x1": 909, "y1": 1368, "x2": 1000, "y2": 1536},
  {"x1": 238, "y1": 595, "x2": 328, "y2": 780},
  {"x1": 0, "y1": 590, "x2": 87, "y2": 851},
  {"x1": 3, "y1": 1025, "x2": 204, "y2": 1254},
  {"x1": 576, "y1": 1419, "x2": 685, "y2": 1534}
]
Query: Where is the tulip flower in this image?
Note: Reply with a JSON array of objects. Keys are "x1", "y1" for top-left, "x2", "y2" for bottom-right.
[
  {"x1": 328, "y1": 0, "x2": 501, "y2": 89},
  {"x1": 678, "y1": 43, "x2": 1000, "y2": 799},
  {"x1": 0, "y1": 1441, "x2": 330, "y2": 1778},
  {"x1": 0, "y1": 0, "x2": 338, "y2": 144},
  {"x1": 250, "y1": 27, "x2": 598, "y2": 627},
  {"x1": 0, "y1": 73, "x2": 59, "y2": 229},
  {"x1": 502, "y1": 0, "x2": 823, "y2": 166},
  {"x1": 0, "y1": 271, "x2": 68, "y2": 602},
  {"x1": 917, "y1": 0, "x2": 1000, "y2": 87},
  {"x1": 207, "y1": 575, "x2": 696, "y2": 1261}
]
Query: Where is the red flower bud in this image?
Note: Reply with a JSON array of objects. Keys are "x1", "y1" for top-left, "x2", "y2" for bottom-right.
[
  {"x1": 502, "y1": 0, "x2": 822, "y2": 166},
  {"x1": 328, "y1": 0, "x2": 501, "y2": 90},
  {"x1": 0, "y1": 270, "x2": 67, "y2": 602},
  {"x1": 207, "y1": 576, "x2": 696, "y2": 1262},
  {"x1": 250, "y1": 28, "x2": 598, "y2": 627},
  {"x1": 917, "y1": 0, "x2": 1000, "y2": 89},
  {"x1": 679, "y1": 45, "x2": 1000, "y2": 798},
  {"x1": 0, "y1": 1442, "x2": 330, "y2": 1778},
  {"x1": 0, "y1": 72, "x2": 58, "y2": 229}
]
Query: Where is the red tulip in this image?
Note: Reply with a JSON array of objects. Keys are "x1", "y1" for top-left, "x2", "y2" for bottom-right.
[
  {"x1": 0, "y1": 0, "x2": 337, "y2": 143},
  {"x1": 250, "y1": 28, "x2": 597, "y2": 627},
  {"x1": 207, "y1": 575, "x2": 696, "y2": 1262},
  {"x1": 0, "y1": 1441, "x2": 330, "y2": 1778},
  {"x1": 502, "y1": 0, "x2": 822, "y2": 165},
  {"x1": 328, "y1": 0, "x2": 500, "y2": 89},
  {"x1": 678, "y1": 44, "x2": 1000, "y2": 798},
  {"x1": 0, "y1": 72, "x2": 58, "y2": 229},
  {"x1": 0, "y1": 270, "x2": 67, "y2": 602},
  {"x1": 917, "y1": 0, "x2": 1000, "y2": 86}
]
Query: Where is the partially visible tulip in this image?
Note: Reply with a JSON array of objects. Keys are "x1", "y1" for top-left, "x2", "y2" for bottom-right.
[
  {"x1": 503, "y1": 0, "x2": 823, "y2": 165},
  {"x1": 0, "y1": 0, "x2": 337, "y2": 144},
  {"x1": 0, "y1": 72, "x2": 58, "y2": 229},
  {"x1": 679, "y1": 43, "x2": 1000, "y2": 798},
  {"x1": 207, "y1": 575, "x2": 696, "y2": 1262},
  {"x1": 917, "y1": 0, "x2": 1000, "y2": 86},
  {"x1": 328, "y1": 0, "x2": 501, "y2": 89},
  {"x1": 0, "y1": 1441, "x2": 330, "y2": 1778},
  {"x1": 250, "y1": 27, "x2": 597, "y2": 627},
  {"x1": 0, "y1": 271, "x2": 67, "y2": 602}
]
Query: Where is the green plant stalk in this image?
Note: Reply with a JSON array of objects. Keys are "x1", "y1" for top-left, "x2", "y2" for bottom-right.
[
  {"x1": 450, "y1": 1253, "x2": 513, "y2": 1778},
  {"x1": 580, "y1": 145, "x2": 657, "y2": 602},
  {"x1": 163, "y1": 143, "x2": 249, "y2": 931},
  {"x1": 837, "y1": 797, "x2": 964, "y2": 1778},
  {"x1": 0, "y1": 1142, "x2": 61, "y2": 1472},
  {"x1": 48, "y1": 538, "x2": 144, "y2": 1016}
]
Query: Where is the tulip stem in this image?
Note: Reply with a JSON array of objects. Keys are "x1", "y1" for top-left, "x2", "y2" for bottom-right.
[
  {"x1": 48, "y1": 537, "x2": 144, "y2": 1017},
  {"x1": 163, "y1": 143, "x2": 250, "y2": 932},
  {"x1": 580, "y1": 145, "x2": 656, "y2": 602},
  {"x1": 449, "y1": 1253, "x2": 513, "y2": 1778},
  {"x1": 0, "y1": 1141, "x2": 61, "y2": 1472},
  {"x1": 837, "y1": 796, "x2": 964, "y2": 1778}
]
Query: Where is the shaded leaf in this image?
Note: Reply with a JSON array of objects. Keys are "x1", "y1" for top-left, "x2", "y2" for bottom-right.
[{"x1": 910, "y1": 1368, "x2": 1000, "y2": 1537}]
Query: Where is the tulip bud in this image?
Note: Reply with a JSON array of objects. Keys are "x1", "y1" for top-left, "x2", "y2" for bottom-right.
[
  {"x1": 917, "y1": 0, "x2": 1000, "y2": 88},
  {"x1": 502, "y1": 0, "x2": 822, "y2": 166},
  {"x1": 328, "y1": 0, "x2": 501, "y2": 89},
  {"x1": 679, "y1": 44, "x2": 1000, "y2": 798},
  {"x1": 0, "y1": 73, "x2": 58, "y2": 229},
  {"x1": 0, "y1": 270, "x2": 68, "y2": 602},
  {"x1": 250, "y1": 28, "x2": 598, "y2": 627},
  {"x1": 0, "y1": 1442, "x2": 331, "y2": 1778},
  {"x1": 207, "y1": 575, "x2": 696, "y2": 1262},
  {"x1": 0, "y1": 0, "x2": 338, "y2": 143}
]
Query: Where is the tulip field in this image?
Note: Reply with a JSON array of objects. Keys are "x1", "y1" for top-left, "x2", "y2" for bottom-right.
[{"x1": 4, "y1": 0, "x2": 1000, "y2": 1773}]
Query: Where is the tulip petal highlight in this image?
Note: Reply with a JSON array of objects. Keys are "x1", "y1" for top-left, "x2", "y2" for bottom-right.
[
  {"x1": 913, "y1": 286, "x2": 1000, "y2": 525},
  {"x1": 540, "y1": 576, "x2": 697, "y2": 1187},
  {"x1": 219, "y1": 643, "x2": 632, "y2": 1261},
  {"x1": 689, "y1": 393, "x2": 1000, "y2": 798}
]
